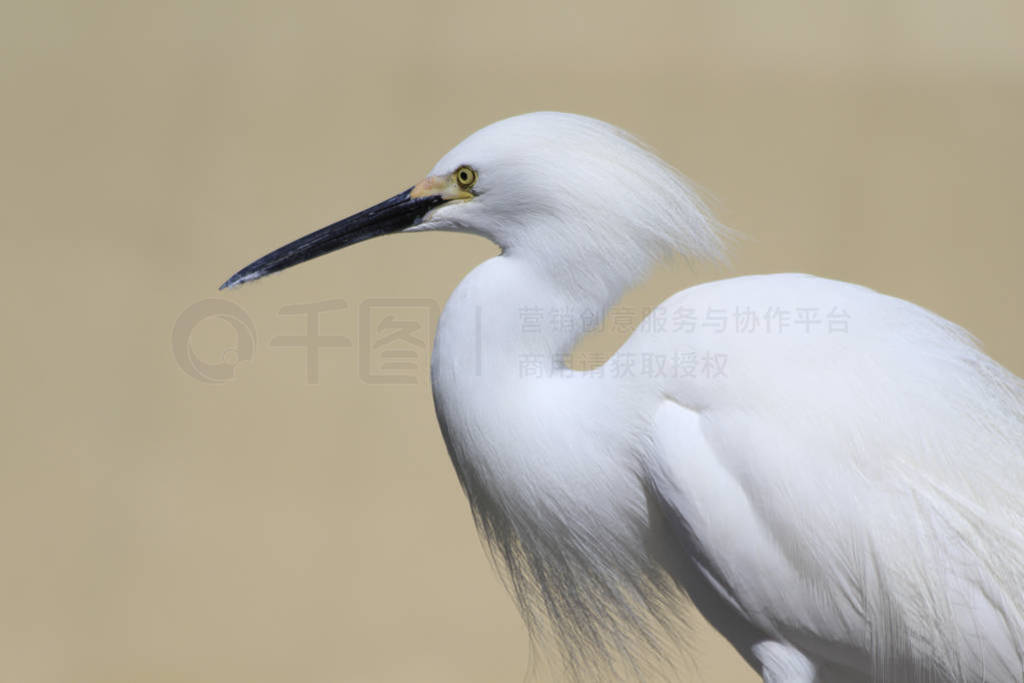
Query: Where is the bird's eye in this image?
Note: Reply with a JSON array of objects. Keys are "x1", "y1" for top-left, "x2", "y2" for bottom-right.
[{"x1": 455, "y1": 166, "x2": 477, "y2": 190}]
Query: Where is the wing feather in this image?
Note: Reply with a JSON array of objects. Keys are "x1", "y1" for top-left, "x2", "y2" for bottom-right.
[{"x1": 633, "y1": 274, "x2": 1024, "y2": 680}]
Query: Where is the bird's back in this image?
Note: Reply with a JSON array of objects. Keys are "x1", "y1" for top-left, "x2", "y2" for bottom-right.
[{"x1": 624, "y1": 273, "x2": 1024, "y2": 680}]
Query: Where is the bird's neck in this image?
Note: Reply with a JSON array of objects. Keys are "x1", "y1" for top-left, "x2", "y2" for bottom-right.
[
  {"x1": 432, "y1": 255, "x2": 616, "y2": 383},
  {"x1": 429, "y1": 253, "x2": 638, "y2": 510},
  {"x1": 429, "y1": 254, "x2": 678, "y2": 672}
]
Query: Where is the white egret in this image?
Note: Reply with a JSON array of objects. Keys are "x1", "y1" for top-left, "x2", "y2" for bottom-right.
[{"x1": 222, "y1": 113, "x2": 1024, "y2": 682}]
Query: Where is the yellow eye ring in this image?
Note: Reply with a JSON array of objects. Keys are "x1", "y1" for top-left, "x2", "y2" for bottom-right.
[{"x1": 454, "y1": 165, "x2": 477, "y2": 190}]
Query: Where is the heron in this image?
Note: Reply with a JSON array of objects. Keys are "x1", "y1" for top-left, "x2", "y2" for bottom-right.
[{"x1": 221, "y1": 112, "x2": 1024, "y2": 682}]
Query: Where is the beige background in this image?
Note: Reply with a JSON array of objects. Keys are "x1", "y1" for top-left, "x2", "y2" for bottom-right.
[{"x1": 3, "y1": 1, "x2": 1023, "y2": 681}]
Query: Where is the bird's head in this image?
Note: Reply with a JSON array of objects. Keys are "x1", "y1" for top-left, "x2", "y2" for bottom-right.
[{"x1": 221, "y1": 112, "x2": 724, "y2": 296}]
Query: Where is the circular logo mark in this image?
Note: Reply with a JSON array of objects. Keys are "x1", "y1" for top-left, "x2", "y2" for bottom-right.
[{"x1": 171, "y1": 299, "x2": 256, "y2": 383}]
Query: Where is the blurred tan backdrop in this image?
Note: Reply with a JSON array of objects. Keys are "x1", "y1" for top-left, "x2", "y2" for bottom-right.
[{"x1": 2, "y1": 1, "x2": 1023, "y2": 681}]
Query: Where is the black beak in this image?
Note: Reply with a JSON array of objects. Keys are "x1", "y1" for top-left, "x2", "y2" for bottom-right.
[{"x1": 219, "y1": 187, "x2": 445, "y2": 290}]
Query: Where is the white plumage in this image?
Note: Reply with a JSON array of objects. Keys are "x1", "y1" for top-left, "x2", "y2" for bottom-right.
[{"x1": 224, "y1": 112, "x2": 1024, "y2": 681}]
